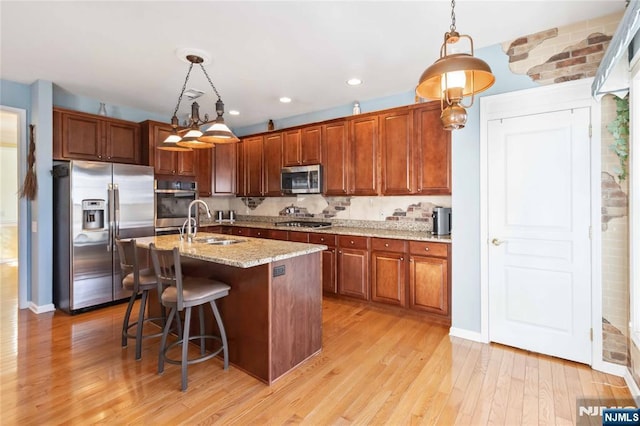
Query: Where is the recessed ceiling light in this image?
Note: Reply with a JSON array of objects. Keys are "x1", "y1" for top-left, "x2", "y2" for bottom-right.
[
  {"x1": 347, "y1": 78, "x2": 363, "y2": 86},
  {"x1": 229, "y1": 110, "x2": 240, "y2": 116},
  {"x1": 279, "y1": 97, "x2": 292, "y2": 103}
]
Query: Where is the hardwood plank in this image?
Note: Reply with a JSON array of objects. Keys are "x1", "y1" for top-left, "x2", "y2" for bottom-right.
[{"x1": 0, "y1": 263, "x2": 633, "y2": 424}]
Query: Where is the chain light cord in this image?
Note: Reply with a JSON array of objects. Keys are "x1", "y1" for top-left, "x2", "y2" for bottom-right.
[
  {"x1": 449, "y1": 0, "x2": 456, "y2": 33},
  {"x1": 199, "y1": 63, "x2": 222, "y2": 101},
  {"x1": 170, "y1": 62, "x2": 194, "y2": 120}
]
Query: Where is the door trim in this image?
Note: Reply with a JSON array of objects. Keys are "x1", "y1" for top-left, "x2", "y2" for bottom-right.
[
  {"x1": 1, "y1": 106, "x2": 28, "y2": 309},
  {"x1": 479, "y1": 78, "x2": 602, "y2": 367}
]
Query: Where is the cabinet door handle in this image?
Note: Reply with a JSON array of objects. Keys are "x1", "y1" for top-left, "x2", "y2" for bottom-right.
[
  {"x1": 338, "y1": 250, "x2": 342, "y2": 254},
  {"x1": 384, "y1": 243, "x2": 389, "y2": 247},
  {"x1": 424, "y1": 247, "x2": 430, "y2": 251},
  {"x1": 400, "y1": 257, "x2": 404, "y2": 261},
  {"x1": 350, "y1": 241, "x2": 354, "y2": 245},
  {"x1": 409, "y1": 258, "x2": 414, "y2": 262}
]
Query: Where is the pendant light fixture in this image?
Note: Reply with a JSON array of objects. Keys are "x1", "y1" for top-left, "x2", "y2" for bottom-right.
[
  {"x1": 416, "y1": 0, "x2": 495, "y2": 130},
  {"x1": 158, "y1": 53, "x2": 238, "y2": 151}
]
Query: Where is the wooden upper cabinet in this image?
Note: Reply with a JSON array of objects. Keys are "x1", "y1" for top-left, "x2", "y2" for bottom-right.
[
  {"x1": 263, "y1": 132, "x2": 283, "y2": 196},
  {"x1": 140, "y1": 120, "x2": 196, "y2": 177},
  {"x1": 322, "y1": 120, "x2": 349, "y2": 195},
  {"x1": 349, "y1": 115, "x2": 379, "y2": 195},
  {"x1": 53, "y1": 108, "x2": 141, "y2": 164},
  {"x1": 283, "y1": 126, "x2": 322, "y2": 166},
  {"x1": 380, "y1": 109, "x2": 413, "y2": 195},
  {"x1": 196, "y1": 149, "x2": 213, "y2": 197},
  {"x1": 414, "y1": 105, "x2": 451, "y2": 194},
  {"x1": 212, "y1": 143, "x2": 237, "y2": 196},
  {"x1": 242, "y1": 136, "x2": 264, "y2": 196},
  {"x1": 300, "y1": 125, "x2": 322, "y2": 164},
  {"x1": 283, "y1": 129, "x2": 301, "y2": 166}
]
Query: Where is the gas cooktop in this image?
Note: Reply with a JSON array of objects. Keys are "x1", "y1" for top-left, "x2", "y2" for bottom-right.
[{"x1": 275, "y1": 220, "x2": 332, "y2": 229}]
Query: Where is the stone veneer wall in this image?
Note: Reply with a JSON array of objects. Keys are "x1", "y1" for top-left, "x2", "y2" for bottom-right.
[
  {"x1": 502, "y1": 12, "x2": 622, "y2": 85},
  {"x1": 601, "y1": 95, "x2": 630, "y2": 366},
  {"x1": 501, "y1": 13, "x2": 630, "y2": 367}
]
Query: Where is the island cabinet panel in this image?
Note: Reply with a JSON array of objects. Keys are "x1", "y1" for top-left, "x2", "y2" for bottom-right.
[
  {"x1": 337, "y1": 235, "x2": 370, "y2": 300},
  {"x1": 349, "y1": 116, "x2": 379, "y2": 195},
  {"x1": 263, "y1": 133, "x2": 283, "y2": 196},
  {"x1": 380, "y1": 110, "x2": 413, "y2": 195},
  {"x1": 413, "y1": 105, "x2": 451, "y2": 194},
  {"x1": 270, "y1": 253, "x2": 322, "y2": 381},
  {"x1": 322, "y1": 121, "x2": 349, "y2": 195},
  {"x1": 267, "y1": 229, "x2": 289, "y2": 241},
  {"x1": 140, "y1": 120, "x2": 196, "y2": 177},
  {"x1": 371, "y1": 238, "x2": 407, "y2": 306},
  {"x1": 241, "y1": 136, "x2": 264, "y2": 196},
  {"x1": 310, "y1": 233, "x2": 337, "y2": 294},
  {"x1": 408, "y1": 241, "x2": 450, "y2": 316},
  {"x1": 54, "y1": 108, "x2": 141, "y2": 164}
]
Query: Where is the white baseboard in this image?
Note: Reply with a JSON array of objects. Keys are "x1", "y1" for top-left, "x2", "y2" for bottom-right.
[
  {"x1": 592, "y1": 359, "x2": 629, "y2": 377},
  {"x1": 624, "y1": 369, "x2": 640, "y2": 405},
  {"x1": 449, "y1": 327, "x2": 487, "y2": 343},
  {"x1": 28, "y1": 302, "x2": 55, "y2": 314}
]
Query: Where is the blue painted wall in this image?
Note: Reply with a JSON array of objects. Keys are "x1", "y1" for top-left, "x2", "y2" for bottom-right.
[
  {"x1": 53, "y1": 85, "x2": 166, "y2": 123},
  {"x1": 450, "y1": 44, "x2": 537, "y2": 333}
]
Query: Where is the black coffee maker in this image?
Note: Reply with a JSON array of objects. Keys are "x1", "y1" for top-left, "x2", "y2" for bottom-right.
[{"x1": 432, "y1": 207, "x2": 452, "y2": 235}]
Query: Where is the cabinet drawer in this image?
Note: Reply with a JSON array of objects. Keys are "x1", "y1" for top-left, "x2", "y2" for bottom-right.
[
  {"x1": 371, "y1": 238, "x2": 406, "y2": 253},
  {"x1": 409, "y1": 241, "x2": 448, "y2": 258},
  {"x1": 309, "y1": 233, "x2": 337, "y2": 246},
  {"x1": 338, "y1": 235, "x2": 369, "y2": 250},
  {"x1": 288, "y1": 231, "x2": 309, "y2": 243}
]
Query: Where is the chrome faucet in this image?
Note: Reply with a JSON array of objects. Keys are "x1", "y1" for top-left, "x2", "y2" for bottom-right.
[{"x1": 185, "y1": 200, "x2": 212, "y2": 243}]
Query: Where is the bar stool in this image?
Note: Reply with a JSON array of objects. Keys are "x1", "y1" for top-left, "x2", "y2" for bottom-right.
[
  {"x1": 149, "y1": 243, "x2": 230, "y2": 392},
  {"x1": 116, "y1": 238, "x2": 165, "y2": 360}
]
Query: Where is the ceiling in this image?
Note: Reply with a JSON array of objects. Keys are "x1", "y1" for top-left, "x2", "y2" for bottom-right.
[{"x1": 0, "y1": 1, "x2": 625, "y2": 130}]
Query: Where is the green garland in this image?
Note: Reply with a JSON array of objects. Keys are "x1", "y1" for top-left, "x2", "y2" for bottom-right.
[{"x1": 607, "y1": 95, "x2": 629, "y2": 182}]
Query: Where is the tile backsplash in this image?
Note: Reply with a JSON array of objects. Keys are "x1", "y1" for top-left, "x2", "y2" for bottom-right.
[{"x1": 201, "y1": 194, "x2": 451, "y2": 231}]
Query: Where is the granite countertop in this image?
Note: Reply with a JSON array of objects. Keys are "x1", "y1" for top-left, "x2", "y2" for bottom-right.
[
  {"x1": 135, "y1": 233, "x2": 327, "y2": 268},
  {"x1": 200, "y1": 220, "x2": 452, "y2": 244}
]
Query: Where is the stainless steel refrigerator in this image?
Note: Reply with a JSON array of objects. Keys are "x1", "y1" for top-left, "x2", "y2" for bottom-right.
[{"x1": 53, "y1": 160, "x2": 155, "y2": 313}]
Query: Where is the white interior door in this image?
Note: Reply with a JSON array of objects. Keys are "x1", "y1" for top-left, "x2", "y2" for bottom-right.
[{"x1": 488, "y1": 107, "x2": 592, "y2": 364}]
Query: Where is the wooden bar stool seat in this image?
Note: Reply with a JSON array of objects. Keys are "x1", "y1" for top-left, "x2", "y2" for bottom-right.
[{"x1": 149, "y1": 243, "x2": 230, "y2": 392}]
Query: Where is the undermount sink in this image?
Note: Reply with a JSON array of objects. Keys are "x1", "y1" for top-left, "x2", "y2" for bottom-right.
[{"x1": 194, "y1": 237, "x2": 243, "y2": 245}]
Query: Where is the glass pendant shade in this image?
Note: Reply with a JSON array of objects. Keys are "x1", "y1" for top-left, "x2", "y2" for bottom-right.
[
  {"x1": 176, "y1": 128, "x2": 214, "y2": 148},
  {"x1": 158, "y1": 131, "x2": 192, "y2": 151},
  {"x1": 199, "y1": 118, "x2": 240, "y2": 144}
]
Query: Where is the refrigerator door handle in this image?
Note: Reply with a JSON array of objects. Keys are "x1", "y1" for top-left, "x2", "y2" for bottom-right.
[
  {"x1": 107, "y1": 184, "x2": 114, "y2": 251},
  {"x1": 114, "y1": 184, "x2": 120, "y2": 239}
]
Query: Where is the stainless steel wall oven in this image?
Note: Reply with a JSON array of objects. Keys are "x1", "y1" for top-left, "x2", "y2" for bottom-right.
[{"x1": 154, "y1": 180, "x2": 197, "y2": 233}]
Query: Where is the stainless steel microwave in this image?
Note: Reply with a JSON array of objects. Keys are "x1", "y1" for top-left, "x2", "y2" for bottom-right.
[{"x1": 281, "y1": 165, "x2": 322, "y2": 194}]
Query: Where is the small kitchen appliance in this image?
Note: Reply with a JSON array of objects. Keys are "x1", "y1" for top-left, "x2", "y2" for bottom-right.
[{"x1": 432, "y1": 207, "x2": 452, "y2": 236}]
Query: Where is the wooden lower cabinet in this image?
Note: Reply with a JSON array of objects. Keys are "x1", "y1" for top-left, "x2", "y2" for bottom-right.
[
  {"x1": 408, "y1": 241, "x2": 449, "y2": 316},
  {"x1": 310, "y1": 233, "x2": 337, "y2": 294},
  {"x1": 371, "y1": 238, "x2": 407, "y2": 307},
  {"x1": 337, "y1": 235, "x2": 369, "y2": 300},
  {"x1": 224, "y1": 228, "x2": 450, "y2": 321}
]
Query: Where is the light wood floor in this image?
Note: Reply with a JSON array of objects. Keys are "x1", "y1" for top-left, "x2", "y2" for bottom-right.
[{"x1": 0, "y1": 263, "x2": 632, "y2": 425}]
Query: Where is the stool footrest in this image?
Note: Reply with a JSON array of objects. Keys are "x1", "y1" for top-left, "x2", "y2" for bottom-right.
[{"x1": 162, "y1": 335, "x2": 225, "y2": 366}]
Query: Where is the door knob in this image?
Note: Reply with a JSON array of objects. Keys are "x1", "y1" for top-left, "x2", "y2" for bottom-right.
[{"x1": 491, "y1": 238, "x2": 505, "y2": 246}]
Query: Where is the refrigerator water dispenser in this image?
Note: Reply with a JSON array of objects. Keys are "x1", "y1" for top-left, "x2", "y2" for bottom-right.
[{"x1": 82, "y1": 199, "x2": 105, "y2": 230}]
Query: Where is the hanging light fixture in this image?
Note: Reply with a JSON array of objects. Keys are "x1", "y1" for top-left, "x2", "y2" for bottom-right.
[
  {"x1": 158, "y1": 53, "x2": 238, "y2": 151},
  {"x1": 416, "y1": 0, "x2": 495, "y2": 130}
]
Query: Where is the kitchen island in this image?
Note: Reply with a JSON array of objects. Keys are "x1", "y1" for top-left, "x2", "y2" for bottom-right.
[{"x1": 135, "y1": 233, "x2": 326, "y2": 385}]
